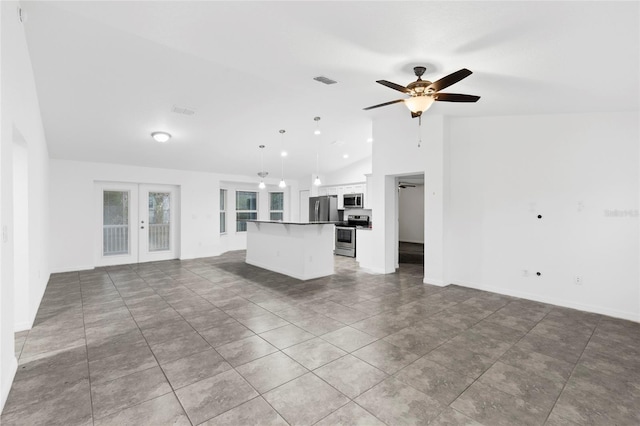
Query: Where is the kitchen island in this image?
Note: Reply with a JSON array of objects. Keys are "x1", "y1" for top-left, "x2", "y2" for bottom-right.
[{"x1": 245, "y1": 220, "x2": 335, "y2": 280}]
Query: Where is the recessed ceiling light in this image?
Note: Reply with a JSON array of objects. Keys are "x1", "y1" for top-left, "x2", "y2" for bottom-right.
[
  {"x1": 343, "y1": 154, "x2": 349, "y2": 159},
  {"x1": 151, "y1": 131, "x2": 171, "y2": 143}
]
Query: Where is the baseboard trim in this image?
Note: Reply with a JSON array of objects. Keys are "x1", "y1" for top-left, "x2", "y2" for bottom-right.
[
  {"x1": 50, "y1": 265, "x2": 94, "y2": 274},
  {"x1": 453, "y1": 279, "x2": 640, "y2": 323},
  {"x1": 1, "y1": 356, "x2": 18, "y2": 413},
  {"x1": 424, "y1": 277, "x2": 446, "y2": 287},
  {"x1": 14, "y1": 321, "x2": 32, "y2": 332},
  {"x1": 245, "y1": 259, "x2": 332, "y2": 281}
]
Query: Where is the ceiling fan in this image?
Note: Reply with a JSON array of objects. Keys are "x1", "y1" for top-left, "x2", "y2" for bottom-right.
[
  {"x1": 398, "y1": 182, "x2": 417, "y2": 189},
  {"x1": 364, "y1": 66, "x2": 480, "y2": 118}
]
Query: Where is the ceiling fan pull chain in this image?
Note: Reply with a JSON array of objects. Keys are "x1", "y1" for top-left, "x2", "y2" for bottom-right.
[{"x1": 417, "y1": 115, "x2": 422, "y2": 148}]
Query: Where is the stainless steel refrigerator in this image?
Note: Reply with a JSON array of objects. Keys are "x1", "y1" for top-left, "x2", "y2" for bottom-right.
[{"x1": 309, "y1": 196, "x2": 338, "y2": 222}]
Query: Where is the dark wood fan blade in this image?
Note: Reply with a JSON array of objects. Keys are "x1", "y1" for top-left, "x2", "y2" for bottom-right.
[
  {"x1": 376, "y1": 80, "x2": 410, "y2": 93},
  {"x1": 428, "y1": 68, "x2": 472, "y2": 92},
  {"x1": 433, "y1": 93, "x2": 480, "y2": 102},
  {"x1": 363, "y1": 99, "x2": 405, "y2": 110}
]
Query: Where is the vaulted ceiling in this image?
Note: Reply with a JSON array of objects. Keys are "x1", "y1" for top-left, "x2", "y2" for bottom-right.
[{"x1": 22, "y1": 1, "x2": 639, "y2": 180}]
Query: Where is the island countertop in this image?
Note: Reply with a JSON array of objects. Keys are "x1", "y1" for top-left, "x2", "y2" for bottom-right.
[{"x1": 245, "y1": 221, "x2": 334, "y2": 280}]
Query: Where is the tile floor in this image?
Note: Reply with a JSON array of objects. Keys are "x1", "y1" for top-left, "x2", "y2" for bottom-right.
[{"x1": 2, "y1": 251, "x2": 639, "y2": 425}]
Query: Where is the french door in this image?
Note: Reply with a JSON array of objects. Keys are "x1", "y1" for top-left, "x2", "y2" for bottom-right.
[{"x1": 97, "y1": 182, "x2": 179, "y2": 266}]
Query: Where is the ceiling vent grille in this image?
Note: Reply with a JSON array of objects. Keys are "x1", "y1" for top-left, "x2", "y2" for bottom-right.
[
  {"x1": 313, "y1": 76, "x2": 337, "y2": 85},
  {"x1": 171, "y1": 105, "x2": 195, "y2": 116}
]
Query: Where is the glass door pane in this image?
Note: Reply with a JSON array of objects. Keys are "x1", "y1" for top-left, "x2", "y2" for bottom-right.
[
  {"x1": 148, "y1": 192, "x2": 171, "y2": 252},
  {"x1": 103, "y1": 190, "x2": 129, "y2": 256}
]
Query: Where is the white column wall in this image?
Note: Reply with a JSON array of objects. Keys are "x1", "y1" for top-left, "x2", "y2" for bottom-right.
[
  {"x1": 1, "y1": 0, "x2": 51, "y2": 410},
  {"x1": 368, "y1": 113, "x2": 446, "y2": 282}
]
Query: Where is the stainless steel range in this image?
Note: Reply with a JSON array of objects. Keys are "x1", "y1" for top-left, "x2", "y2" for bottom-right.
[{"x1": 334, "y1": 215, "x2": 370, "y2": 257}]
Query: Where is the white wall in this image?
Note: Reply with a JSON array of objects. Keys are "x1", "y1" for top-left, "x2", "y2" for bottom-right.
[
  {"x1": 447, "y1": 112, "x2": 639, "y2": 321},
  {"x1": 49, "y1": 160, "x2": 298, "y2": 272},
  {"x1": 1, "y1": 0, "x2": 51, "y2": 410},
  {"x1": 398, "y1": 184, "x2": 424, "y2": 243},
  {"x1": 367, "y1": 113, "x2": 446, "y2": 280},
  {"x1": 323, "y1": 156, "x2": 372, "y2": 186}
]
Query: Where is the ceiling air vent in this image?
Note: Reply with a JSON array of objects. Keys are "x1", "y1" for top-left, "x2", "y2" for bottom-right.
[
  {"x1": 171, "y1": 105, "x2": 195, "y2": 116},
  {"x1": 313, "y1": 76, "x2": 337, "y2": 85}
]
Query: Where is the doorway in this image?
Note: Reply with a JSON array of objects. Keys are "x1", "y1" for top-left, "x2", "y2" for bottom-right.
[
  {"x1": 397, "y1": 174, "x2": 425, "y2": 265},
  {"x1": 13, "y1": 134, "x2": 30, "y2": 330},
  {"x1": 96, "y1": 182, "x2": 180, "y2": 266}
]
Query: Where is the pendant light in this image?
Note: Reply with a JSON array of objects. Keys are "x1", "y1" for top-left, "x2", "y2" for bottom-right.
[
  {"x1": 257, "y1": 145, "x2": 267, "y2": 189},
  {"x1": 313, "y1": 117, "x2": 322, "y2": 186},
  {"x1": 313, "y1": 116, "x2": 322, "y2": 135},
  {"x1": 278, "y1": 129, "x2": 286, "y2": 188}
]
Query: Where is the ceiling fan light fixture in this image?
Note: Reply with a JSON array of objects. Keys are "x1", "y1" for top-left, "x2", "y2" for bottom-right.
[
  {"x1": 314, "y1": 176, "x2": 322, "y2": 186},
  {"x1": 404, "y1": 96, "x2": 434, "y2": 114},
  {"x1": 278, "y1": 179, "x2": 286, "y2": 188},
  {"x1": 151, "y1": 131, "x2": 171, "y2": 143},
  {"x1": 258, "y1": 181, "x2": 266, "y2": 190}
]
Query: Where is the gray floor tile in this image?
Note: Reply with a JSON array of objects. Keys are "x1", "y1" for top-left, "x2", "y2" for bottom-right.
[
  {"x1": 89, "y1": 342, "x2": 157, "y2": 384},
  {"x1": 478, "y1": 361, "x2": 564, "y2": 411},
  {"x1": 6, "y1": 252, "x2": 639, "y2": 426},
  {"x1": 149, "y1": 331, "x2": 211, "y2": 364},
  {"x1": 394, "y1": 357, "x2": 475, "y2": 405},
  {"x1": 383, "y1": 325, "x2": 449, "y2": 355},
  {"x1": 140, "y1": 320, "x2": 195, "y2": 345},
  {"x1": 0, "y1": 378, "x2": 93, "y2": 426},
  {"x1": 500, "y1": 345, "x2": 574, "y2": 384},
  {"x1": 216, "y1": 335, "x2": 278, "y2": 366},
  {"x1": 93, "y1": 390, "x2": 190, "y2": 426},
  {"x1": 355, "y1": 377, "x2": 445, "y2": 425},
  {"x1": 291, "y1": 314, "x2": 345, "y2": 336},
  {"x1": 552, "y1": 380, "x2": 640, "y2": 425},
  {"x1": 236, "y1": 351, "x2": 308, "y2": 393},
  {"x1": 263, "y1": 373, "x2": 350, "y2": 426},
  {"x1": 87, "y1": 329, "x2": 146, "y2": 362},
  {"x1": 176, "y1": 369, "x2": 258, "y2": 425},
  {"x1": 451, "y1": 382, "x2": 549, "y2": 426},
  {"x1": 259, "y1": 324, "x2": 315, "y2": 349},
  {"x1": 199, "y1": 321, "x2": 255, "y2": 347},
  {"x1": 321, "y1": 326, "x2": 378, "y2": 352},
  {"x1": 429, "y1": 407, "x2": 485, "y2": 426},
  {"x1": 283, "y1": 337, "x2": 347, "y2": 370},
  {"x1": 315, "y1": 354, "x2": 387, "y2": 399},
  {"x1": 315, "y1": 401, "x2": 386, "y2": 426},
  {"x1": 91, "y1": 366, "x2": 172, "y2": 419},
  {"x1": 237, "y1": 312, "x2": 291, "y2": 334},
  {"x1": 425, "y1": 343, "x2": 495, "y2": 379},
  {"x1": 161, "y1": 348, "x2": 232, "y2": 389},
  {"x1": 353, "y1": 340, "x2": 420, "y2": 374},
  {"x1": 201, "y1": 396, "x2": 288, "y2": 426}
]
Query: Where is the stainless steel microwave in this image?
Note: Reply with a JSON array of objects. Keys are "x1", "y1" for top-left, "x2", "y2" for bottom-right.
[{"x1": 343, "y1": 193, "x2": 364, "y2": 209}]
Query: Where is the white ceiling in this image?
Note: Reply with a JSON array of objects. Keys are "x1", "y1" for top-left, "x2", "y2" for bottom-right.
[{"x1": 21, "y1": 1, "x2": 639, "y2": 180}]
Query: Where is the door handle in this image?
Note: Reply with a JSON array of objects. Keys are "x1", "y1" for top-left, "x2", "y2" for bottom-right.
[{"x1": 140, "y1": 226, "x2": 145, "y2": 229}]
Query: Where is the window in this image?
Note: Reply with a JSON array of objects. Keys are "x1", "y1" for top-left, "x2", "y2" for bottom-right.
[
  {"x1": 236, "y1": 191, "x2": 257, "y2": 232},
  {"x1": 220, "y1": 189, "x2": 227, "y2": 234},
  {"x1": 269, "y1": 192, "x2": 284, "y2": 221}
]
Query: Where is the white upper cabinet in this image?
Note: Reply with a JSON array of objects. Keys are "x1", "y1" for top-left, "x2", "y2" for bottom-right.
[{"x1": 318, "y1": 182, "x2": 367, "y2": 210}]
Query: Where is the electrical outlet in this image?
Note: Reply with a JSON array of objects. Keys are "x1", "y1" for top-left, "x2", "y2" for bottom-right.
[{"x1": 575, "y1": 276, "x2": 583, "y2": 285}]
